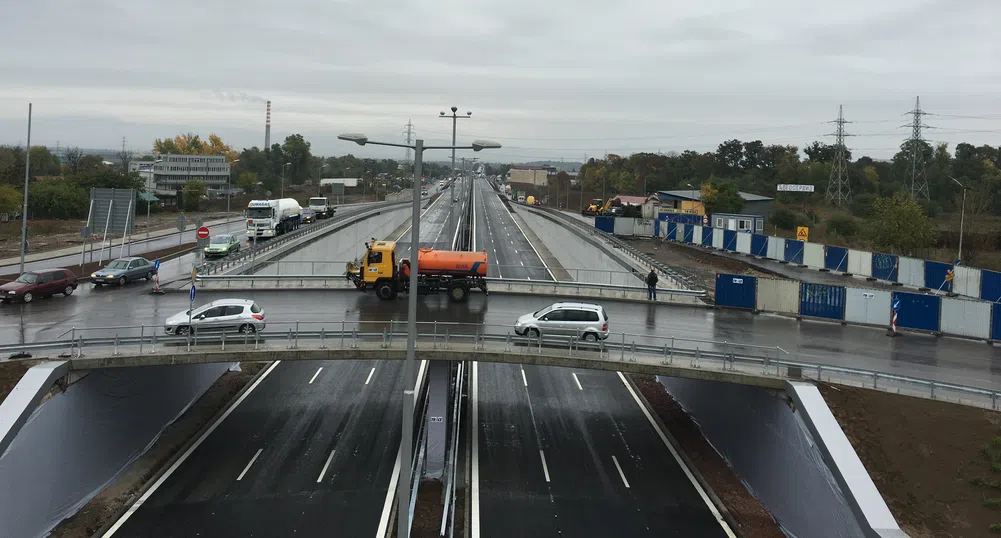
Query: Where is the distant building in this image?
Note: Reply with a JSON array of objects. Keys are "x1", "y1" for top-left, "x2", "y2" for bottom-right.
[
  {"x1": 507, "y1": 165, "x2": 554, "y2": 187},
  {"x1": 130, "y1": 154, "x2": 231, "y2": 191},
  {"x1": 655, "y1": 190, "x2": 774, "y2": 219}
]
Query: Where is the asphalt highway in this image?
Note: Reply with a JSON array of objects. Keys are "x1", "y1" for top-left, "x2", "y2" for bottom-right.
[{"x1": 473, "y1": 179, "x2": 550, "y2": 280}]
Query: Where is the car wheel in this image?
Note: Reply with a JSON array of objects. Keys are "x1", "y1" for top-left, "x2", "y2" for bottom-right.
[
  {"x1": 22, "y1": 292, "x2": 33, "y2": 304},
  {"x1": 93, "y1": 283, "x2": 103, "y2": 288},
  {"x1": 63, "y1": 285, "x2": 74, "y2": 296},
  {"x1": 584, "y1": 332, "x2": 599, "y2": 342},
  {"x1": 146, "y1": 271, "x2": 154, "y2": 281},
  {"x1": 239, "y1": 324, "x2": 256, "y2": 334},
  {"x1": 448, "y1": 284, "x2": 468, "y2": 303},
  {"x1": 528, "y1": 328, "x2": 540, "y2": 338},
  {"x1": 176, "y1": 326, "x2": 190, "y2": 336},
  {"x1": 118, "y1": 276, "x2": 127, "y2": 286},
  {"x1": 376, "y1": 282, "x2": 396, "y2": 300}
]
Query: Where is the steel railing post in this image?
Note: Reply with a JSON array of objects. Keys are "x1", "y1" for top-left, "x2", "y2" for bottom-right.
[
  {"x1": 505, "y1": 332, "x2": 511, "y2": 352},
  {"x1": 341, "y1": 320, "x2": 346, "y2": 348},
  {"x1": 295, "y1": 321, "x2": 300, "y2": 348},
  {"x1": 434, "y1": 321, "x2": 438, "y2": 348},
  {"x1": 929, "y1": 382, "x2": 936, "y2": 400},
  {"x1": 352, "y1": 329, "x2": 358, "y2": 348},
  {"x1": 630, "y1": 341, "x2": 635, "y2": 361},
  {"x1": 150, "y1": 332, "x2": 157, "y2": 354},
  {"x1": 320, "y1": 327, "x2": 326, "y2": 349},
  {"x1": 114, "y1": 333, "x2": 120, "y2": 356},
  {"x1": 255, "y1": 330, "x2": 260, "y2": 350},
  {"x1": 78, "y1": 335, "x2": 84, "y2": 357},
  {"x1": 620, "y1": 332, "x2": 625, "y2": 361},
  {"x1": 139, "y1": 325, "x2": 144, "y2": 354},
  {"x1": 243, "y1": 329, "x2": 249, "y2": 348}
]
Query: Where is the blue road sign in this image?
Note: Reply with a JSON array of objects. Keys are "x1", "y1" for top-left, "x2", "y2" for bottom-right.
[
  {"x1": 189, "y1": 285, "x2": 196, "y2": 303},
  {"x1": 892, "y1": 299, "x2": 900, "y2": 312},
  {"x1": 153, "y1": 258, "x2": 161, "y2": 271}
]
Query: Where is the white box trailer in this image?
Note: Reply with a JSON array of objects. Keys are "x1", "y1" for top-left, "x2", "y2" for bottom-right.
[{"x1": 246, "y1": 198, "x2": 302, "y2": 238}]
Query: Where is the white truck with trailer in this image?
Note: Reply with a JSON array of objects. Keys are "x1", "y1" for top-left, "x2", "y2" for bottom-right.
[{"x1": 246, "y1": 198, "x2": 303, "y2": 238}]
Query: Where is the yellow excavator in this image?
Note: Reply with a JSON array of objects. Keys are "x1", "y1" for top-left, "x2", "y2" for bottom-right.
[
  {"x1": 583, "y1": 198, "x2": 620, "y2": 216},
  {"x1": 582, "y1": 198, "x2": 604, "y2": 216}
]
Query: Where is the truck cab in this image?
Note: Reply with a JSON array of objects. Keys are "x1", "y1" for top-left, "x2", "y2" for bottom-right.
[
  {"x1": 308, "y1": 197, "x2": 334, "y2": 219},
  {"x1": 346, "y1": 240, "x2": 488, "y2": 302}
]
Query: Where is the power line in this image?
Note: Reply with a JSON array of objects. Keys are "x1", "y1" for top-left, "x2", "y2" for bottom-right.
[
  {"x1": 825, "y1": 105, "x2": 854, "y2": 207},
  {"x1": 402, "y1": 119, "x2": 415, "y2": 169},
  {"x1": 902, "y1": 96, "x2": 931, "y2": 200}
]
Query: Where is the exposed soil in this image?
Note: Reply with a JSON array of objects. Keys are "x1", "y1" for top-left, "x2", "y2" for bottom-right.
[
  {"x1": 632, "y1": 239, "x2": 775, "y2": 294},
  {"x1": 819, "y1": 383, "x2": 1001, "y2": 538},
  {"x1": 48, "y1": 362, "x2": 268, "y2": 538},
  {"x1": 0, "y1": 359, "x2": 33, "y2": 404},
  {"x1": 410, "y1": 479, "x2": 446, "y2": 538},
  {"x1": 630, "y1": 374, "x2": 785, "y2": 538}
]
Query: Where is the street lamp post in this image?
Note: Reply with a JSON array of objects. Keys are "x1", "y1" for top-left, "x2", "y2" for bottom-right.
[
  {"x1": 950, "y1": 176, "x2": 967, "y2": 264},
  {"x1": 439, "y1": 106, "x2": 471, "y2": 178},
  {"x1": 687, "y1": 183, "x2": 698, "y2": 216},
  {"x1": 337, "y1": 133, "x2": 500, "y2": 538},
  {"x1": 147, "y1": 157, "x2": 163, "y2": 240},
  {"x1": 228, "y1": 159, "x2": 240, "y2": 215},
  {"x1": 281, "y1": 162, "x2": 291, "y2": 198},
  {"x1": 19, "y1": 103, "x2": 32, "y2": 273}
]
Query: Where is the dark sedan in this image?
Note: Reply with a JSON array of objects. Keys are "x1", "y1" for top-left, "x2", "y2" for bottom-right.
[{"x1": 91, "y1": 257, "x2": 157, "y2": 286}]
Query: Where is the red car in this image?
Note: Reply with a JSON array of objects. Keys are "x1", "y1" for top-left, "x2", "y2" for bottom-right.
[{"x1": 0, "y1": 268, "x2": 78, "y2": 304}]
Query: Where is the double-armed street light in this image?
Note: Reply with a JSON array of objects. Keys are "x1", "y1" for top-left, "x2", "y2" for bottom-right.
[{"x1": 337, "y1": 132, "x2": 500, "y2": 538}]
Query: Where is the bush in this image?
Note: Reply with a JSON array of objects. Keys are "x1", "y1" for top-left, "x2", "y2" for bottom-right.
[
  {"x1": 920, "y1": 199, "x2": 942, "y2": 218},
  {"x1": 771, "y1": 208, "x2": 797, "y2": 230},
  {"x1": 827, "y1": 215, "x2": 858, "y2": 237},
  {"x1": 850, "y1": 193, "x2": 877, "y2": 218},
  {"x1": 28, "y1": 180, "x2": 89, "y2": 219}
]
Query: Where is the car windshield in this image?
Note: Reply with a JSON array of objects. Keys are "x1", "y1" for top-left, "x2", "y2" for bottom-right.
[
  {"x1": 247, "y1": 208, "x2": 272, "y2": 219},
  {"x1": 533, "y1": 305, "x2": 554, "y2": 317},
  {"x1": 14, "y1": 273, "x2": 39, "y2": 283},
  {"x1": 211, "y1": 235, "x2": 231, "y2": 245},
  {"x1": 107, "y1": 260, "x2": 130, "y2": 269}
]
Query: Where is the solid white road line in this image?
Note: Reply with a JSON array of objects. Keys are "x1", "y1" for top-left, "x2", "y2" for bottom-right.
[
  {"x1": 611, "y1": 455, "x2": 631, "y2": 488},
  {"x1": 365, "y1": 367, "x2": 376, "y2": 385},
  {"x1": 616, "y1": 372, "x2": 737, "y2": 537},
  {"x1": 317, "y1": 449, "x2": 336, "y2": 483},
  {"x1": 521, "y1": 367, "x2": 528, "y2": 387},
  {"x1": 520, "y1": 261, "x2": 524, "y2": 266},
  {"x1": 101, "y1": 360, "x2": 282, "y2": 537},
  {"x1": 572, "y1": 372, "x2": 583, "y2": 391},
  {"x1": 308, "y1": 367, "x2": 323, "y2": 384},
  {"x1": 506, "y1": 208, "x2": 556, "y2": 280},
  {"x1": 539, "y1": 450, "x2": 551, "y2": 482},
  {"x1": 471, "y1": 361, "x2": 481, "y2": 538},
  {"x1": 237, "y1": 448, "x2": 264, "y2": 481}
]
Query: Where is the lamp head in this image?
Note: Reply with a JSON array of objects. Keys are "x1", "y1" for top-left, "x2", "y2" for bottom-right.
[{"x1": 337, "y1": 133, "x2": 369, "y2": 146}]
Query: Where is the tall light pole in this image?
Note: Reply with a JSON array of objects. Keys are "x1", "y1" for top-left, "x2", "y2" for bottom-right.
[
  {"x1": 228, "y1": 159, "x2": 240, "y2": 215},
  {"x1": 687, "y1": 183, "x2": 698, "y2": 216},
  {"x1": 146, "y1": 157, "x2": 163, "y2": 239},
  {"x1": 950, "y1": 176, "x2": 967, "y2": 264},
  {"x1": 281, "y1": 162, "x2": 291, "y2": 198},
  {"x1": 439, "y1": 106, "x2": 471, "y2": 177},
  {"x1": 338, "y1": 133, "x2": 500, "y2": 538},
  {"x1": 19, "y1": 103, "x2": 32, "y2": 273}
]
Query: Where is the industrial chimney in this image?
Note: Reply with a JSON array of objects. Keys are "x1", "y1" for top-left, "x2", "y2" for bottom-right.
[{"x1": 265, "y1": 101, "x2": 271, "y2": 149}]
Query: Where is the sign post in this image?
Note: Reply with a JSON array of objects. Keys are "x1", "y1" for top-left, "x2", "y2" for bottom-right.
[
  {"x1": 796, "y1": 226, "x2": 809, "y2": 242},
  {"x1": 151, "y1": 258, "x2": 164, "y2": 295},
  {"x1": 187, "y1": 283, "x2": 196, "y2": 350},
  {"x1": 177, "y1": 213, "x2": 186, "y2": 247},
  {"x1": 888, "y1": 298, "x2": 900, "y2": 337}
]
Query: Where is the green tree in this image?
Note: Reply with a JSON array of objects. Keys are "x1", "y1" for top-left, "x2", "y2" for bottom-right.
[
  {"x1": 78, "y1": 154, "x2": 105, "y2": 171},
  {"x1": 70, "y1": 167, "x2": 143, "y2": 192},
  {"x1": 826, "y1": 215, "x2": 858, "y2": 237},
  {"x1": 867, "y1": 194, "x2": 936, "y2": 254},
  {"x1": 237, "y1": 172, "x2": 259, "y2": 193},
  {"x1": 281, "y1": 134, "x2": 312, "y2": 185},
  {"x1": 182, "y1": 178, "x2": 207, "y2": 211},
  {"x1": 63, "y1": 146, "x2": 83, "y2": 173},
  {"x1": 29, "y1": 146, "x2": 61, "y2": 176},
  {"x1": 700, "y1": 181, "x2": 744, "y2": 214},
  {"x1": 0, "y1": 184, "x2": 20, "y2": 214},
  {"x1": 28, "y1": 181, "x2": 89, "y2": 219}
]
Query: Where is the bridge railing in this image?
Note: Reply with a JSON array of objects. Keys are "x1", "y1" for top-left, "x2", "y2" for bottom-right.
[{"x1": 3, "y1": 321, "x2": 999, "y2": 410}]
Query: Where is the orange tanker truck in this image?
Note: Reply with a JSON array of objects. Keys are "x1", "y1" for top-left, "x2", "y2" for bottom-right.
[{"x1": 346, "y1": 240, "x2": 488, "y2": 302}]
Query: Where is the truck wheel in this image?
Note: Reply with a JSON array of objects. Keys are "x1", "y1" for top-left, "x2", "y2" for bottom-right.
[
  {"x1": 376, "y1": 282, "x2": 396, "y2": 300},
  {"x1": 448, "y1": 284, "x2": 468, "y2": 303}
]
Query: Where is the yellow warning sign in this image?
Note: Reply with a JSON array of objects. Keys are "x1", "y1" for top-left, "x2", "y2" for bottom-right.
[{"x1": 796, "y1": 226, "x2": 809, "y2": 242}]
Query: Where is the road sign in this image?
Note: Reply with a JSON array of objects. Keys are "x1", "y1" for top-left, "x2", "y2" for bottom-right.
[
  {"x1": 197, "y1": 226, "x2": 210, "y2": 239},
  {"x1": 702, "y1": 215, "x2": 709, "y2": 226},
  {"x1": 796, "y1": 226, "x2": 809, "y2": 242},
  {"x1": 176, "y1": 213, "x2": 185, "y2": 232},
  {"x1": 189, "y1": 285, "x2": 196, "y2": 302},
  {"x1": 153, "y1": 258, "x2": 160, "y2": 271},
  {"x1": 777, "y1": 184, "x2": 816, "y2": 192},
  {"x1": 191, "y1": 267, "x2": 197, "y2": 281},
  {"x1": 892, "y1": 299, "x2": 901, "y2": 312}
]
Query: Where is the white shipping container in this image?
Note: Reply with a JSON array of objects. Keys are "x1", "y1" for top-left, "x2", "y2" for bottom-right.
[
  {"x1": 847, "y1": 249, "x2": 872, "y2": 277},
  {"x1": 767, "y1": 237, "x2": 785, "y2": 260},
  {"x1": 755, "y1": 278, "x2": 800, "y2": 314},
  {"x1": 939, "y1": 297, "x2": 991, "y2": 339},
  {"x1": 736, "y1": 233, "x2": 752, "y2": 254},
  {"x1": 803, "y1": 242, "x2": 825, "y2": 269},
  {"x1": 844, "y1": 287, "x2": 891, "y2": 326},
  {"x1": 953, "y1": 265, "x2": 982, "y2": 299},
  {"x1": 897, "y1": 257, "x2": 924, "y2": 288}
]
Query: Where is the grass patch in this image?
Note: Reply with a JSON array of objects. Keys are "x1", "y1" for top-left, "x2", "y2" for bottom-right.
[
  {"x1": 984, "y1": 498, "x2": 1001, "y2": 508},
  {"x1": 971, "y1": 433, "x2": 1001, "y2": 531},
  {"x1": 991, "y1": 523, "x2": 1001, "y2": 532}
]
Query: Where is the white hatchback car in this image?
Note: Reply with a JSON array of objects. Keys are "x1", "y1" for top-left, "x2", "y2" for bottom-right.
[
  {"x1": 164, "y1": 298, "x2": 265, "y2": 336},
  {"x1": 514, "y1": 302, "x2": 609, "y2": 341}
]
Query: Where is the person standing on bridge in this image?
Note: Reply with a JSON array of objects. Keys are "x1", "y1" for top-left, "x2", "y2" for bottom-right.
[{"x1": 646, "y1": 268, "x2": 658, "y2": 301}]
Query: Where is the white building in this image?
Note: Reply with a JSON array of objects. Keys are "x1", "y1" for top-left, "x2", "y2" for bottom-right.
[{"x1": 130, "y1": 154, "x2": 232, "y2": 192}]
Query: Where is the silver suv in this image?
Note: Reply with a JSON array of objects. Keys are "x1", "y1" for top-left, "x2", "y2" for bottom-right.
[
  {"x1": 514, "y1": 302, "x2": 609, "y2": 341},
  {"x1": 164, "y1": 298, "x2": 265, "y2": 336}
]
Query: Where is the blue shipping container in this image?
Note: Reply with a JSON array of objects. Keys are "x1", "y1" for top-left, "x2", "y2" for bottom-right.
[
  {"x1": 751, "y1": 234, "x2": 768, "y2": 257},
  {"x1": 983, "y1": 270, "x2": 1001, "y2": 302},
  {"x1": 924, "y1": 260, "x2": 953, "y2": 292},
  {"x1": 892, "y1": 292, "x2": 940, "y2": 332},
  {"x1": 871, "y1": 253, "x2": 898, "y2": 281},
  {"x1": 824, "y1": 246, "x2": 848, "y2": 272},
  {"x1": 993, "y1": 303, "x2": 1001, "y2": 341},
  {"x1": 667, "y1": 222, "x2": 678, "y2": 241},
  {"x1": 595, "y1": 216, "x2": 615, "y2": 233},
  {"x1": 800, "y1": 283, "x2": 846, "y2": 320},
  {"x1": 702, "y1": 226, "x2": 714, "y2": 247},
  {"x1": 715, "y1": 273, "x2": 757, "y2": 310},
  {"x1": 784, "y1": 240, "x2": 805, "y2": 265},
  {"x1": 684, "y1": 225, "x2": 694, "y2": 243},
  {"x1": 723, "y1": 230, "x2": 738, "y2": 251}
]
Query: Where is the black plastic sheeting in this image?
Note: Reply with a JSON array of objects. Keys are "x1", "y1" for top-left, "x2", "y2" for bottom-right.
[
  {"x1": 0, "y1": 362, "x2": 231, "y2": 538},
  {"x1": 658, "y1": 376, "x2": 866, "y2": 538}
]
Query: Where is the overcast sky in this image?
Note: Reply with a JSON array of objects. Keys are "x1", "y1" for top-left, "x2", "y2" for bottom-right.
[{"x1": 1, "y1": 0, "x2": 998, "y2": 163}]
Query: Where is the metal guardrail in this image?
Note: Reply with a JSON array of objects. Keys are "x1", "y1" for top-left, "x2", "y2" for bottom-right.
[{"x1": 5, "y1": 321, "x2": 999, "y2": 411}]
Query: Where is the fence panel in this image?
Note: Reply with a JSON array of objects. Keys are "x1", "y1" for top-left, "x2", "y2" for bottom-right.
[
  {"x1": 701, "y1": 226, "x2": 713, "y2": 247},
  {"x1": 683, "y1": 223, "x2": 695, "y2": 243},
  {"x1": 845, "y1": 288, "x2": 891, "y2": 326},
  {"x1": 800, "y1": 283, "x2": 846, "y2": 320},
  {"x1": 939, "y1": 297, "x2": 991, "y2": 339},
  {"x1": 736, "y1": 232, "x2": 752, "y2": 255},
  {"x1": 723, "y1": 230, "x2": 738, "y2": 251},
  {"x1": 756, "y1": 278, "x2": 800, "y2": 314},
  {"x1": 924, "y1": 260, "x2": 953, "y2": 293},
  {"x1": 767, "y1": 237, "x2": 785, "y2": 260},
  {"x1": 993, "y1": 304, "x2": 1001, "y2": 341},
  {"x1": 871, "y1": 253, "x2": 899, "y2": 281},
  {"x1": 692, "y1": 225, "x2": 702, "y2": 245},
  {"x1": 824, "y1": 246, "x2": 848, "y2": 272},
  {"x1": 715, "y1": 273, "x2": 757, "y2": 310},
  {"x1": 595, "y1": 216, "x2": 615, "y2": 233},
  {"x1": 784, "y1": 239, "x2": 805, "y2": 264},
  {"x1": 667, "y1": 222, "x2": 677, "y2": 241},
  {"x1": 712, "y1": 229, "x2": 725, "y2": 250},
  {"x1": 982, "y1": 270, "x2": 1001, "y2": 303},
  {"x1": 893, "y1": 291, "x2": 940, "y2": 332},
  {"x1": 634, "y1": 219, "x2": 655, "y2": 238},
  {"x1": 847, "y1": 249, "x2": 872, "y2": 277},
  {"x1": 953, "y1": 266, "x2": 981, "y2": 299},
  {"x1": 674, "y1": 223, "x2": 685, "y2": 242},
  {"x1": 614, "y1": 217, "x2": 635, "y2": 236},
  {"x1": 803, "y1": 243, "x2": 825, "y2": 269},
  {"x1": 751, "y1": 234, "x2": 768, "y2": 257},
  {"x1": 897, "y1": 257, "x2": 925, "y2": 288}
]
